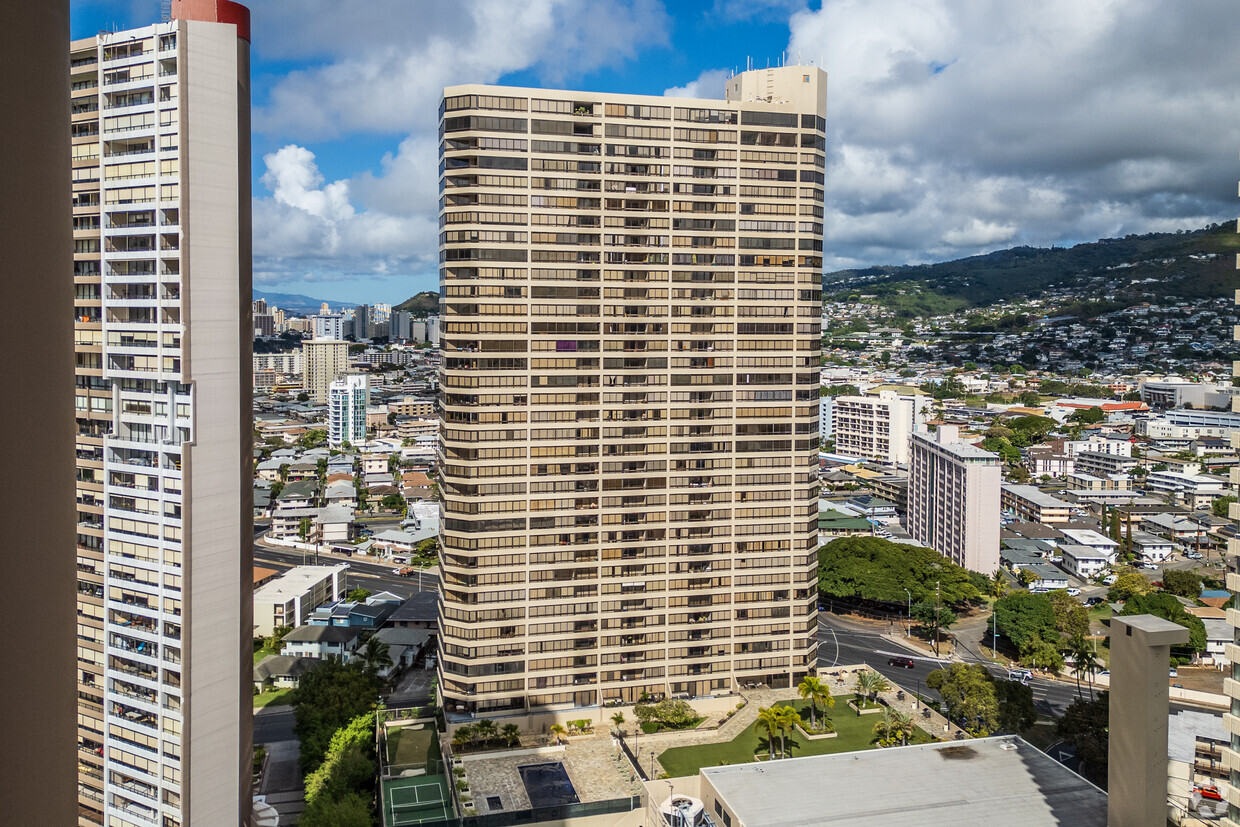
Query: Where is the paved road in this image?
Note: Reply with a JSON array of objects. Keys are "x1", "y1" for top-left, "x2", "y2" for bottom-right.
[
  {"x1": 254, "y1": 544, "x2": 439, "y2": 599},
  {"x1": 254, "y1": 706, "x2": 296, "y2": 744},
  {"x1": 817, "y1": 613, "x2": 1083, "y2": 716}
]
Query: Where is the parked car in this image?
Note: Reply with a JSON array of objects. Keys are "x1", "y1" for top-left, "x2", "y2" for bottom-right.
[
  {"x1": 1103, "y1": 574, "x2": 1118, "y2": 585},
  {"x1": 1066, "y1": 588, "x2": 1081, "y2": 597},
  {"x1": 888, "y1": 657, "x2": 915, "y2": 669},
  {"x1": 1008, "y1": 669, "x2": 1033, "y2": 683},
  {"x1": 1085, "y1": 596, "x2": 1104, "y2": 607},
  {"x1": 1139, "y1": 561, "x2": 1160, "y2": 571},
  {"x1": 1169, "y1": 668, "x2": 1178, "y2": 678},
  {"x1": 1186, "y1": 551, "x2": 1204, "y2": 560}
]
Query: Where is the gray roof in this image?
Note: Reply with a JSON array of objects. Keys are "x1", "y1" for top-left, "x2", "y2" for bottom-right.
[
  {"x1": 1002, "y1": 484, "x2": 1071, "y2": 509},
  {"x1": 282, "y1": 625, "x2": 362, "y2": 644},
  {"x1": 386, "y1": 590, "x2": 440, "y2": 625},
  {"x1": 1168, "y1": 710, "x2": 1227, "y2": 764},
  {"x1": 315, "y1": 504, "x2": 354, "y2": 525},
  {"x1": 253, "y1": 655, "x2": 320, "y2": 682},
  {"x1": 277, "y1": 480, "x2": 318, "y2": 500},
  {"x1": 703, "y1": 736, "x2": 1107, "y2": 826}
]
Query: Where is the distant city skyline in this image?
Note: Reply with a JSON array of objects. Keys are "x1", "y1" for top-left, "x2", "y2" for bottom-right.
[{"x1": 71, "y1": 0, "x2": 1240, "y2": 303}]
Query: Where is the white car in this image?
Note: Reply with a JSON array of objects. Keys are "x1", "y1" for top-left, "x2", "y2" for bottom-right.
[
  {"x1": 1103, "y1": 574, "x2": 1118, "y2": 585},
  {"x1": 1066, "y1": 588, "x2": 1081, "y2": 597},
  {"x1": 1186, "y1": 551, "x2": 1203, "y2": 560}
]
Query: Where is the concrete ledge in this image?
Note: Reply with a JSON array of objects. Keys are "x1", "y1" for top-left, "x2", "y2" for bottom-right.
[{"x1": 794, "y1": 724, "x2": 838, "y2": 740}]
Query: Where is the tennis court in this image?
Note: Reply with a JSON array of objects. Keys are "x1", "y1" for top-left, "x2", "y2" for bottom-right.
[{"x1": 383, "y1": 773, "x2": 452, "y2": 826}]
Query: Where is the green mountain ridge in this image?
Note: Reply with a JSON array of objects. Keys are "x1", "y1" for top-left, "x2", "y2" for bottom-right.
[
  {"x1": 824, "y1": 220, "x2": 1240, "y2": 318},
  {"x1": 393, "y1": 291, "x2": 440, "y2": 317}
]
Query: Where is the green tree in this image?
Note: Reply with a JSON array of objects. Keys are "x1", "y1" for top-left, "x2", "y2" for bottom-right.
[
  {"x1": 873, "y1": 707, "x2": 915, "y2": 747},
  {"x1": 293, "y1": 660, "x2": 382, "y2": 774},
  {"x1": 1161, "y1": 569, "x2": 1204, "y2": 599},
  {"x1": 817, "y1": 537, "x2": 982, "y2": 608},
  {"x1": 298, "y1": 428, "x2": 328, "y2": 449},
  {"x1": 756, "y1": 707, "x2": 781, "y2": 760},
  {"x1": 299, "y1": 793, "x2": 372, "y2": 827},
  {"x1": 1064, "y1": 632, "x2": 1103, "y2": 701},
  {"x1": 1069, "y1": 406, "x2": 1105, "y2": 424},
  {"x1": 502, "y1": 723, "x2": 521, "y2": 746},
  {"x1": 298, "y1": 517, "x2": 312, "y2": 543},
  {"x1": 925, "y1": 663, "x2": 998, "y2": 735},
  {"x1": 1119, "y1": 592, "x2": 1207, "y2": 652},
  {"x1": 1107, "y1": 567, "x2": 1153, "y2": 602},
  {"x1": 1109, "y1": 509, "x2": 1121, "y2": 543},
  {"x1": 610, "y1": 712, "x2": 625, "y2": 736},
  {"x1": 993, "y1": 679, "x2": 1037, "y2": 734},
  {"x1": 301, "y1": 712, "x2": 376, "y2": 827},
  {"x1": 270, "y1": 480, "x2": 285, "y2": 499},
  {"x1": 797, "y1": 675, "x2": 833, "y2": 730},
  {"x1": 992, "y1": 592, "x2": 1057, "y2": 652},
  {"x1": 357, "y1": 636, "x2": 393, "y2": 678},
  {"x1": 1047, "y1": 591, "x2": 1090, "y2": 638},
  {"x1": 911, "y1": 601, "x2": 957, "y2": 652},
  {"x1": 316, "y1": 457, "x2": 327, "y2": 480},
  {"x1": 381, "y1": 492, "x2": 405, "y2": 512},
  {"x1": 346, "y1": 588, "x2": 372, "y2": 603},
  {"x1": 549, "y1": 724, "x2": 566, "y2": 744},
  {"x1": 279, "y1": 463, "x2": 290, "y2": 482},
  {"x1": 1024, "y1": 638, "x2": 1066, "y2": 673},
  {"x1": 1056, "y1": 692, "x2": 1109, "y2": 787},
  {"x1": 268, "y1": 624, "x2": 293, "y2": 654},
  {"x1": 296, "y1": 392, "x2": 311, "y2": 403},
  {"x1": 1213, "y1": 495, "x2": 1237, "y2": 519},
  {"x1": 775, "y1": 705, "x2": 801, "y2": 758},
  {"x1": 652, "y1": 698, "x2": 696, "y2": 728},
  {"x1": 854, "y1": 670, "x2": 891, "y2": 708}
]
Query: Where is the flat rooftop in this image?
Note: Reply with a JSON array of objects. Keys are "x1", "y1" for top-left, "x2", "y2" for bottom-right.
[
  {"x1": 702, "y1": 736, "x2": 1106, "y2": 827},
  {"x1": 1002, "y1": 484, "x2": 1071, "y2": 509},
  {"x1": 253, "y1": 564, "x2": 348, "y2": 602}
]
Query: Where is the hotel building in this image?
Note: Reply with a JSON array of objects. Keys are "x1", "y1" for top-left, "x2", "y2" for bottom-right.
[
  {"x1": 70, "y1": 2, "x2": 253, "y2": 823},
  {"x1": 436, "y1": 66, "x2": 825, "y2": 717}
]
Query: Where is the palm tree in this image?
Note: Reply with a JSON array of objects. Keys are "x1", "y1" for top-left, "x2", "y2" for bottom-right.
[
  {"x1": 855, "y1": 670, "x2": 891, "y2": 710},
  {"x1": 775, "y1": 706, "x2": 801, "y2": 758},
  {"x1": 451, "y1": 725, "x2": 473, "y2": 752},
  {"x1": 755, "y1": 707, "x2": 781, "y2": 760},
  {"x1": 549, "y1": 724, "x2": 567, "y2": 745},
  {"x1": 358, "y1": 636, "x2": 392, "y2": 678},
  {"x1": 611, "y1": 712, "x2": 625, "y2": 736},
  {"x1": 873, "y1": 708, "x2": 899, "y2": 746},
  {"x1": 501, "y1": 723, "x2": 521, "y2": 747},
  {"x1": 797, "y1": 675, "x2": 833, "y2": 730},
  {"x1": 473, "y1": 719, "x2": 498, "y2": 746},
  {"x1": 1064, "y1": 632, "x2": 1103, "y2": 701}
]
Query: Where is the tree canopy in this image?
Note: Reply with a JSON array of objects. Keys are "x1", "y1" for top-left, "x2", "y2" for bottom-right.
[
  {"x1": 1107, "y1": 567, "x2": 1153, "y2": 602},
  {"x1": 925, "y1": 663, "x2": 998, "y2": 735},
  {"x1": 1057, "y1": 692, "x2": 1109, "y2": 787},
  {"x1": 1161, "y1": 569, "x2": 1203, "y2": 600},
  {"x1": 992, "y1": 591, "x2": 1058, "y2": 652},
  {"x1": 1119, "y1": 592, "x2": 1206, "y2": 652},
  {"x1": 300, "y1": 712, "x2": 376, "y2": 827},
  {"x1": 1212, "y1": 495, "x2": 1237, "y2": 519},
  {"x1": 817, "y1": 537, "x2": 983, "y2": 607},
  {"x1": 293, "y1": 659, "x2": 382, "y2": 774}
]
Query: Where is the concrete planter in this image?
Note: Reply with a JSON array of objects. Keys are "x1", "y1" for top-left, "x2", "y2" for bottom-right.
[
  {"x1": 794, "y1": 724, "x2": 838, "y2": 740},
  {"x1": 848, "y1": 699, "x2": 884, "y2": 715}
]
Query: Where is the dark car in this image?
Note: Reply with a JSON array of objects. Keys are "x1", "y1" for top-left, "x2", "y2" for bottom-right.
[
  {"x1": 888, "y1": 657, "x2": 915, "y2": 669},
  {"x1": 1085, "y1": 596, "x2": 1104, "y2": 607}
]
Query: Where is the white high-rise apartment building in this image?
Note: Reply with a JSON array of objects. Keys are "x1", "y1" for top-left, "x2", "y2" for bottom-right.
[
  {"x1": 302, "y1": 338, "x2": 349, "y2": 403},
  {"x1": 831, "y1": 390, "x2": 928, "y2": 465},
  {"x1": 312, "y1": 313, "x2": 344, "y2": 340},
  {"x1": 70, "y1": 2, "x2": 253, "y2": 824},
  {"x1": 329, "y1": 374, "x2": 369, "y2": 447},
  {"x1": 437, "y1": 66, "x2": 825, "y2": 718},
  {"x1": 907, "y1": 425, "x2": 1001, "y2": 574}
]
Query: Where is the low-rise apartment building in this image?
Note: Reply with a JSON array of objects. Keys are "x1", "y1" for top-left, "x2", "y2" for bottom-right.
[
  {"x1": 1001, "y1": 484, "x2": 1073, "y2": 524},
  {"x1": 253, "y1": 564, "x2": 349, "y2": 637}
]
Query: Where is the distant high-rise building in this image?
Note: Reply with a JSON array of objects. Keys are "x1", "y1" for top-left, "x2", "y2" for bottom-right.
[
  {"x1": 831, "y1": 390, "x2": 929, "y2": 465},
  {"x1": 303, "y1": 339, "x2": 349, "y2": 403},
  {"x1": 312, "y1": 313, "x2": 343, "y2": 340},
  {"x1": 437, "y1": 66, "x2": 825, "y2": 716},
  {"x1": 70, "y1": 2, "x2": 254, "y2": 824},
  {"x1": 373, "y1": 302, "x2": 391, "y2": 323},
  {"x1": 354, "y1": 303, "x2": 373, "y2": 339},
  {"x1": 320, "y1": 301, "x2": 330, "y2": 314},
  {"x1": 272, "y1": 307, "x2": 287, "y2": 332},
  {"x1": 390, "y1": 310, "x2": 412, "y2": 342},
  {"x1": 329, "y1": 374, "x2": 369, "y2": 447},
  {"x1": 907, "y1": 425, "x2": 1001, "y2": 573}
]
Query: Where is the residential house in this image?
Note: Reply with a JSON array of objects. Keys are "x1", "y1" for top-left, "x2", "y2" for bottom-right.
[
  {"x1": 253, "y1": 655, "x2": 320, "y2": 692},
  {"x1": 255, "y1": 458, "x2": 285, "y2": 482},
  {"x1": 1131, "y1": 531, "x2": 1175, "y2": 563},
  {"x1": 314, "y1": 504, "x2": 355, "y2": 545},
  {"x1": 1142, "y1": 513, "x2": 1209, "y2": 547},
  {"x1": 1058, "y1": 528, "x2": 1120, "y2": 556},
  {"x1": 1059, "y1": 543, "x2": 1114, "y2": 579},
  {"x1": 274, "y1": 480, "x2": 318, "y2": 512},
  {"x1": 270, "y1": 506, "x2": 321, "y2": 542},
  {"x1": 281, "y1": 625, "x2": 364, "y2": 661},
  {"x1": 323, "y1": 479, "x2": 358, "y2": 511},
  {"x1": 385, "y1": 591, "x2": 440, "y2": 631},
  {"x1": 285, "y1": 459, "x2": 319, "y2": 482}
]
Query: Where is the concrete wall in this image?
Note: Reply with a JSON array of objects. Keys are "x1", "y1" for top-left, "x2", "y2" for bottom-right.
[
  {"x1": 0, "y1": 3, "x2": 77, "y2": 822},
  {"x1": 180, "y1": 18, "x2": 253, "y2": 825}
]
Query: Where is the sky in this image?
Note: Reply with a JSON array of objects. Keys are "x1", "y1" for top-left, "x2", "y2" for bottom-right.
[{"x1": 73, "y1": 0, "x2": 1239, "y2": 305}]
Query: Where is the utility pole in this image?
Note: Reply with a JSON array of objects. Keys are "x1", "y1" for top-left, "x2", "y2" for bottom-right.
[{"x1": 903, "y1": 588, "x2": 911, "y2": 638}]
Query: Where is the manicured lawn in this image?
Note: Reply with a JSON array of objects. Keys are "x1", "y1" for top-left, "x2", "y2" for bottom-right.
[
  {"x1": 253, "y1": 688, "x2": 295, "y2": 708},
  {"x1": 658, "y1": 696, "x2": 933, "y2": 777},
  {"x1": 253, "y1": 644, "x2": 281, "y2": 664}
]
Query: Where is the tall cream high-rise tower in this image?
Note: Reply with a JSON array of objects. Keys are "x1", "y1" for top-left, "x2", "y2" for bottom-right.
[
  {"x1": 437, "y1": 67, "x2": 825, "y2": 718},
  {"x1": 70, "y1": 2, "x2": 253, "y2": 824}
]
